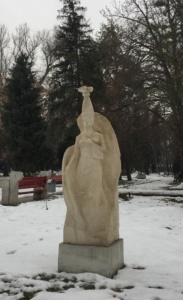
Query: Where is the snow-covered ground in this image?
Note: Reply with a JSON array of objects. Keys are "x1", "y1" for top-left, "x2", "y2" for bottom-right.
[{"x1": 0, "y1": 173, "x2": 183, "y2": 300}]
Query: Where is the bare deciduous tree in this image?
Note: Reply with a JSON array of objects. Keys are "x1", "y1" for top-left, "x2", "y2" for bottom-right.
[
  {"x1": 104, "y1": 0, "x2": 183, "y2": 166},
  {"x1": 11, "y1": 24, "x2": 57, "y2": 86},
  {"x1": 12, "y1": 23, "x2": 42, "y2": 61},
  {"x1": 38, "y1": 29, "x2": 57, "y2": 85},
  {"x1": 0, "y1": 24, "x2": 10, "y2": 79}
]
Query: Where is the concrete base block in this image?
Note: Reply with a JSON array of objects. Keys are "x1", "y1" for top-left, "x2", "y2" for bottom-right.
[
  {"x1": 0, "y1": 177, "x2": 10, "y2": 205},
  {"x1": 58, "y1": 239, "x2": 124, "y2": 278}
]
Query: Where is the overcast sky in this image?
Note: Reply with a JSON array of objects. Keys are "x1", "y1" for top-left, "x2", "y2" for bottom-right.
[{"x1": 0, "y1": 0, "x2": 114, "y2": 34}]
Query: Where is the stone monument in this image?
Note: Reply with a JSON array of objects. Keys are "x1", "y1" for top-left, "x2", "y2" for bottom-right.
[
  {"x1": 58, "y1": 86, "x2": 124, "y2": 278},
  {"x1": 0, "y1": 171, "x2": 23, "y2": 206}
]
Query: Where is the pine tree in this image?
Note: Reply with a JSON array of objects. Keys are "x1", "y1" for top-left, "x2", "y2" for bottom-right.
[
  {"x1": 2, "y1": 52, "x2": 48, "y2": 174},
  {"x1": 48, "y1": 0, "x2": 104, "y2": 145}
]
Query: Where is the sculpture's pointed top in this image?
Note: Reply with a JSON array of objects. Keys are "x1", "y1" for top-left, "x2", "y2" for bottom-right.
[
  {"x1": 77, "y1": 86, "x2": 94, "y2": 115},
  {"x1": 77, "y1": 86, "x2": 93, "y2": 96}
]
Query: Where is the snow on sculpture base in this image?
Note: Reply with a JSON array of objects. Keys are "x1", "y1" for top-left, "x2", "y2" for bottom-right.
[{"x1": 58, "y1": 239, "x2": 124, "y2": 278}]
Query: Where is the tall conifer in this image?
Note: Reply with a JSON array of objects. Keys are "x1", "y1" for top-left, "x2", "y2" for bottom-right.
[
  {"x1": 2, "y1": 52, "x2": 47, "y2": 174},
  {"x1": 48, "y1": 0, "x2": 104, "y2": 144}
]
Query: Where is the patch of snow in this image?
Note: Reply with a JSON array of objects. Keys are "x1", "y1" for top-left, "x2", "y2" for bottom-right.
[{"x1": 0, "y1": 174, "x2": 183, "y2": 299}]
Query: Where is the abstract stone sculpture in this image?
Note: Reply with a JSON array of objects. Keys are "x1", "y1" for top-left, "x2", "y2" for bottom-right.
[{"x1": 62, "y1": 86, "x2": 121, "y2": 246}]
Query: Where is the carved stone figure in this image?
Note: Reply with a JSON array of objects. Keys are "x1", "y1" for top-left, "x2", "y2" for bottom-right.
[{"x1": 62, "y1": 86, "x2": 121, "y2": 246}]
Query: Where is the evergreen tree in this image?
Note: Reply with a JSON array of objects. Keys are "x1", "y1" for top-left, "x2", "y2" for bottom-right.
[
  {"x1": 48, "y1": 0, "x2": 105, "y2": 145},
  {"x1": 2, "y1": 52, "x2": 48, "y2": 174}
]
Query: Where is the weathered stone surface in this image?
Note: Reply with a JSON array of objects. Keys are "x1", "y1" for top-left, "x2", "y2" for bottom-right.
[
  {"x1": 0, "y1": 171, "x2": 23, "y2": 206},
  {"x1": 62, "y1": 86, "x2": 121, "y2": 246},
  {"x1": 9, "y1": 171, "x2": 23, "y2": 206},
  {"x1": 0, "y1": 177, "x2": 10, "y2": 205},
  {"x1": 58, "y1": 239, "x2": 124, "y2": 278}
]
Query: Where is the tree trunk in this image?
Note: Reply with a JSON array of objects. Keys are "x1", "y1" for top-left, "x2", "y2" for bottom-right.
[{"x1": 125, "y1": 160, "x2": 132, "y2": 181}]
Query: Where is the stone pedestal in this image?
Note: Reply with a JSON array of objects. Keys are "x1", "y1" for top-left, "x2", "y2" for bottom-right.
[
  {"x1": 9, "y1": 171, "x2": 23, "y2": 206},
  {"x1": 0, "y1": 177, "x2": 10, "y2": 205},
  {"x1": 58, "y1": 239, "x2": 124, "y2": 278},
  {"x1": 0, "y1": 171, "x2": 23, "y2": 206}
]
